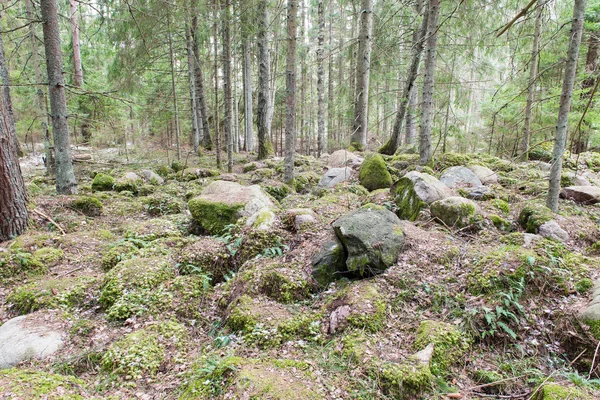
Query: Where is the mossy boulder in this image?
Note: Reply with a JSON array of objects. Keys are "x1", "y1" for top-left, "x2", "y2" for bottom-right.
[
  {"x1": 91, "y1": 173, "x2": 114, "y2": 191},
  {"x1": 264, "y1": 183, "x2": 292, "y2": 202},
  {"x1": 490, "y1": 214, "x2": 512, "y2": 232},
  {"x1": 178, "y1": 237, "x2": 231, "y2": 282},
  {"x1": 379, "y1": 356, "x2": 434, "y2": 399},
  {"x1": 101, "y1": 320, "x2": 188, "y2": 380},
  {"x1": 311, "y1": 237, "x2": 347, "y2": 288},
  {"x1": 332, "y1": 204, "x2": 405, "y2": 277},
  {"x1": 392, "y1": 171, "x2": 455, "y2": 221},
  {"x1": 326, "y1": 281, "x2": 387, "y2": 333},
  {"x1": 439, "y1": 166, "x2": 482, "y2": 188},
  {"x1": 0, "y1": 368, "x2": 88, "y2": 399},
  {"x1": 32, "y1": 247, "x2": 64, "y2": 267},
  {"x1": 100, "y1": 240, "x2": 140, "y2": 271},
  {"x1": 537, "y1": 383, "x2": 591, "y2": 400},
  {"x1": 70, "y1": 196, "x2": 103, "y2": 216},
  {"x1": 414, "y1": 320, "x2": 470, "y2": 375},
  {"x1": 188, "y1": 180, "x2": 275, "y2": 234},
  {"x1": 518, "y1": 202, "x2": 554, "y2": 233},
  {"x1": 430, "y1": 196, "x2": 479, "y2": 228},
  {"x1": 359, "y1": 153, "x2": 393, "y2": 191},
  {"x1": 293, "y1": 171, "x2": 320, "y2": 193},
  {"x1": 113, "y1": 172, "x2": 143, "y2": 194}
]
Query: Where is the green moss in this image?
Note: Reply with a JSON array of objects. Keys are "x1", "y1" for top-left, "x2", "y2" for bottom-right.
[
  {"x1": 490, "y1": 214, "x2": 512, "y2": 232},
  {"x1": 100, "y1": 241, "x2": 139, "y2": 271},
  {"x1": 243, "y1": 162, "x2": 258, "y2": 173},
  {"x1": 33, "y1": 247, "x2": 64, "y2": 266},
  {"x1": 171, "y1": 160, "x2": 185, "y2": 172},
  {"x1": 519, "y1": 202, "x2": 554, "y2": 233},
  {"x1": 180, "y1": 355, "x2": 243, "y2": 398},
  {"x1": 537, "y1": 383, "x2": 590, "y2": 400},
  {"x1": 264, "y1": 184, "x2": 292, "y2": 202},
  {"x1": 257, "y1": 266, "x2": 311, "y2": 303},
  {"x1": 143, "y1": 193, "x2": 183, "y2": 216},
  {"x1": 413, "y1": 320, "x2": 470, "y2": 375},
  {"x1": 178, "y1": 237, "x2": 231, "y2": 283},
  {"x1": 473, "y1": 369, "x2": 503, "y2": 385},
  {"x1": 491, "y1": 198, "x2": 510, "y2": 215},
  {"x1": 379, "y1": 358, "x2": 433, "y2": 399},
  {"x1": 292, "y1": 171, "x2": 319, "y2": 193},
  {"x1": 156, "y1": 165, "x2": 170, "y2": 177},
  {"x1": 0, "y1": 248, "x2": 47, "y2": 279},
  {"x1": 359, "y1": 153, "x2": 393, "y2": 191},
  {"x1": 392, "y1": 177, "x2": 427, "y2": 221},
  {"x1": 430, "y1": 198, "x2": 477, "y2": 228},
  {"x1": 188, "y1": 197, "x2": 244, "y2": 235},
  {"x1": 71, "y1": 196, "x2": 103, "y2": 216},
  {"x1": 101, "y1": 320, "x2": 188, "y2": 380},
  {"x1": 114, "y1": 175, "x2": 143, "y2": 194},
  {"x1": 434, "y1": 153, "x2": 472, "y2": 171},
  {"x1": 0, "y1": 368, "x2": 87, "y2": 399},
  {"x1": 327, "y1": 282, "x2": 387, "y2": 333},
  {"x1": 27, "y1": 182, "x2": 42, "y2": 196},
  {"x1": 575, "y1": 278, "x2": 594, "y2": 294},
  {"x1": 91, "y1": 173, "x2": 114, "y2": 191}
]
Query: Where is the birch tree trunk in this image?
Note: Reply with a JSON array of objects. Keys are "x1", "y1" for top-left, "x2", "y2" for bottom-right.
[
  {"x1": 519, "y1": 1, "x2": 542, "y2": 160},
  {"x1": 257, "y1": 0, "x2": 273, "y2": 159},
  {"x1": 69, "y1": 0, "x2": 83, "y2": 87},
  {"x1": 546, "y1": 0, "x2": 587, "y2": 211},
  {"x1": 284, "y1": 0, "x2": 297, "y2": 183},
  {"x1": 418, "y1": 0, "x2": 440, "y2": 165},
  {"x1": 350, "y1": 0, "x2": 373, "y2": 150},
  {"x1": 223, "y1": 0, "x2": 234, "y2": 173},
  {"x1": 316, "y1": 0, "x2": 325, "y2": 157},
  {"x1": 40, "y1": 0, "x2": 78, "y2": 194}
]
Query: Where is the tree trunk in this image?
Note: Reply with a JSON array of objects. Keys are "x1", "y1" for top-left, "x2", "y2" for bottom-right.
[
  {"x1": 405, "y1": 85, "x2": 418, "y2": 146},
  {"x1": 40, "y1": 0, "x2": 78, "y2": 194},
  {"x1": 213, "y1": 9, "x2": 221, "y2": 169},
  {"x1": 243, "y1": 38, "x2": 254, "y2": 152},
  {"x1": 167, "y1": 15, "x2": 181, "y2": 161},
  {"x1": 546, "y1": 0, "x2": 587, "y2": 211},
  {"x1": 257, "y1": 0, "x2": 273, "y2": 159},
  {"x1": 327, "y1": 0, "x2": 334, "y2": 152},
  {"x1": 186, "y1": 23, "x2": 200, "y2": 153},
  {"x1": 418, "y1": 0, "x2": 440, "y2": 166},
  {"x1": 284, "y1": 0, "x2": 297, "y2": 183},
  {"x1": 69, "y1": 0, "x2": 83, "y2": 87},
  {"x1": 223, "y1": 0, "x2": 233, "y2": 173},
  {"x1": 316, "y1": 0, "x2": 325, "y2": 157},
  {"x1": 519, "y1": 1, "x2": 542, "y2": 160},
  {"x1": 350, "y1": 0, "x2": 373, "y2": 150},
  {"x1": 191, "y1": 16, "x2": 211, "y2": 149},
  {"x1": 0, "y1": 26, "x2": 29, "y2": 242},
  {"x1": 379, "y1": 1, "x2": 428, "y2": 154}
]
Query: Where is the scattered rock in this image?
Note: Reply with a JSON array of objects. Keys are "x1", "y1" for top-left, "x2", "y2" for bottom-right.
[
  {"x1": 519, "y1": 202, "x2": 554, "y2": 233},
  {"x1": 538, "y1": 220, "x2": 569, "y2": 242},
  {"x1": 523, "y1": 233, "x2": 542, "y2": 247},
  {"x1": 414, "y1": 320, "x2": 470, "y2": 375},
  {"x1": 188, "y1": 180, "x2": 275, "y2": 234},
  {"x1": 311, "y1": 236, "x2": 346, "y2": 288},
  {"x1": 317, "y1": 167, "x2": 352, "y2": 188},
  {"x1": 91, "y1": 173, "x2": 114, "y2": 191},
  {"x1": 114, "y1": 172, "x2": 143, "y2": 193},
  {"x1": 440, "y1": 166, "x2": 482, "y2": 188},
  {"x1": 139, "y1": 169, "x2": 164, "y2": 185},
  {"x1": 329, "y1": 305, "x2": 351, "y2": 334},
  {"x1": 332, "y1": 204, "x2": 404, "y2": 276},
  {"x1": 327, "y1": 149, "x2": 363, "y2": 168},
  {"x1": 467, "y1": 165, "x2": 498, "y2": 184},
  {"x1": 286, "y1": 208, "x2": 317, "y2": 231},
  {"x1": 465, "y1": 185, "x2": 491, "y2": 200},
  {"x1": 562, "y1": 171, "x2": 591, "y2": 187},
  {"x1": 430, "y1": 197, "x2": 479, "y2": 228},
  {"x1": 580, "y1": 280, "x2": 600, "y2": 339},
  {"x1": 0, "y1": 312, "x2": 64, "y2": 369},
  {"x1": 245, "y1": 207, "x2": 277, "y2": 231},
  {"x1": 560, "y1": 186, "x2": 600, "y2": 205},
  {"x1": 392, "y1": 171, "x2": 455, "y2": 221},
  {"x1": 359, "y1": 153, "x2": 392, "y2": 191}
]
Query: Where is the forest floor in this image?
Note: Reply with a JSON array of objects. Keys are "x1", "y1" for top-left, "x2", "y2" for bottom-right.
[{"x1": 2, "y1": 144, "x2": 600, "y2": 399}]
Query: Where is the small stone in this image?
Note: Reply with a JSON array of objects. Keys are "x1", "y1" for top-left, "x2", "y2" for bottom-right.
[
  {"x1": 327, "y1": 149, "x2": 363, "y2": 168},
  {"x1": 538, "y1": 220, "x2": 569, "y2": 242},
  {"x1": 318, "y1": 167, "x2": 353, "y2": 189},
  {"x1": 138, "y1": 169, "x2": 164, "y2": 185},
  {"x1": 440, "y1": 166, "x2": 482, "y2": 188},
  {"x1": 430, "y1": 197, "x2": 478, "y2": 228}
]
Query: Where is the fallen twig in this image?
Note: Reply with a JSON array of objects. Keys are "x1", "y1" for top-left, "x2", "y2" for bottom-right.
[{"x1": 31, "y1": 208, "x2": 66, "y2": 235}]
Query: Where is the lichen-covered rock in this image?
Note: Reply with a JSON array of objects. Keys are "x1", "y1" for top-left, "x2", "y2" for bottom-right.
[
  {"x1": 560, "y1": 186, "x2": 600, "y2": 205},
  {"x1": 139, "y1": 169, "x2": 164, "y2": 185},
  {"x1": 359, "y1": 153, "x2": 393, "y2": 191},
  {"x1": 440, "y1": 166, "x2": 482, "y2": 188},
  {"x1": 0, "y1": 368, "x2": 88, "y2": 399},
  {"x1": 91, "y1": 173, "x2": 114, "y2": 191},
  {"x1": 311, "y1": 237, "x2": 346, "y2": 288},
  {"x1": 538, "y1": 220, "x2": 569, "y2": 242},
  {"x1": 114, "y1": 172, "x2": 143, "y2": 194},
  {"x1": 467, "y1": 164, "x2": 498, "y2": 184},
  {"x1": 188, "y1": 180, "x2": 275, "y2": 234},
  {"x1": 245, "y1": 207, "x2": 277, "y2": 231},
  {"x1": 430, "y1": 197, "x2": 478, "y2": 228},
  {"x1": 70, "y1": 196, "x2": 103, "y2": 216},
  {"x1": 518, "y1": 202, "x2": 554, "y2": 233},
  {"x1": 392, "y1": 171, "x2": 455, "y2": 221},
  {"x1": 332, "y1": 204, "x2": 404, "y2": 276},
  {"x1": 328, "y1": 149, "x2": 363, "y2": 168},
  {"x1": 101, "y1": 320, "x2": 188, "y2": 380},
  {"x1": 413, "y1": 320, "x2": 470, "y2": 375},
  {"x1": 317, "y1": 167, "x2": 353, "y2": 189},
  {"x1": 0, "y1": 312, "x2": 65, "y2": 368}
]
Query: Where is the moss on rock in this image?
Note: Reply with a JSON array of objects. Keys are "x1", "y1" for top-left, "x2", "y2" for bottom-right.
[
  {"x1": 71, "y1": 196, "x2": 103, "y2": 216},
  {"x1": 91, "y1": 173, "x2": 114, "y2": 191},
  {"x1": 379, "y1": 358, "x2": 434, "y2": 399},
  {"x1": 100, "y1": 241, "x2": 140, "y2": 271},
  {"x1": 143, "y1": 193, "x2": 183, "y2": 216},
  {"x1": 0, "y1": 368, "x2": 88, "y2": 399},
  {"x1": 430, "y1": 197, "x2": 478, "y2": 228},
  {"x1": 413, "y1": 320, "x2": 470, "y2": 375},
  {"x1": 359, "y1": 153, "x2": 393, "y2": 191},
  {"x1": 537, "y1": 383, "x2": 590, "y2": 400},
  {"x1": 33, "y1": 247, "x2": 64, "y2": 266},
  {"x1": 519, "y1": 202, "x2": 554, "y2": 233},
  {"x1": 188, "y1": 197, "x2": 244, "y2": 235},
  {"x1": 177, "y1": 237, "x2": 231, "y2": 282},
  {"x1": 490, "y1": 214, "x2": 512, "y2": 232}
]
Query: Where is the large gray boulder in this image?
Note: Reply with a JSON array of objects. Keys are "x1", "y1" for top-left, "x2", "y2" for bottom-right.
[
  {"x1": 560, "y1": 186, "x2": 600, "y2": 204},
  {"x1": 467, "y1": 165, "x2": 498, "y2": 185},
  {"x1": 327, "y1": 150, "x2": 363, "y2": 168},
  {"x1": 392, "y1": 171, "x2": 455, "y2": 221},
  {"x1": 311, "y1": 237, "x2": 347, "y2": 288},
  {"x1": 430, "y1": 196, "x2": 479, "y2": 228},
  {"x1": 0, "y1": 313, "x2": 64, "y2": 369},
  {"x1": 188, "y1": 180, "x2": 276, "y2": 234},
  {"x1": 332, "y1": 204, "x2": 404, "y2": 277},
  {"x1": 440, "y1": 166, "x2": 482, "y2": 188},
  {"x1": 318, "y1": 167, "x2": 352, "y2": 188}
]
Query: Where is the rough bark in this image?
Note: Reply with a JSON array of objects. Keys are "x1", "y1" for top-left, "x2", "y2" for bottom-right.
[
  {"x1": 316, "y1": 0, "x2": 325, "y2": 157},
  {"x1": 242, "y1": 38, "x2": 254, "y2": 152},
  {"x1": 0, "y1": 28, "x2": 29, "y2": 242},
  {"x1": 418, "y1": 0, "x2": 440, "y2": 166},
  {"x1": 546, "y1": 0, "x2": 587, "y2": 211},
  {"x1": 69, "y1": 0, "x2": 83, "y2": 87},
  {"x1": 327, "y1": 0, "x2": 334, "y2": 151},
  {"x1": 167, "y1": 15, "x2": 181, "y2": 161},
  {"x1": 0, "y1": 15, "x2": 21, "y2": 157},
  {"x1": 223, "y1": 0, "x2": 233, "y2": 173},
  {"x1": 284, "y1": 0, "x2": 297, "y2": 183},
  {"x1": 192, "y1": 16, "x2": 212, "y2": 149},
  {"x1": 519, "y1": 2, "x2": 542, "y2": 160},
  {"x1": 257, "y1": 0, "x2": 273, "y2": 159},
  {"x1": 405, "y1": 85, "x2": 418, "y2": 146},
  {"x1": 213, "y1": 10, "x2": 221, "y2": 169},
  {"x1": 186, "y1": 23, "x2": 200, "y2": 152},
  {"x1": 350, "y1": 0, "x2": 373, "y2": 150},
  {"x1": 379, "y1": 1, "x2": 428, "y2": 155},
  {"x1": 40, "y1": 0, "x2": 78, "y2": 194}
]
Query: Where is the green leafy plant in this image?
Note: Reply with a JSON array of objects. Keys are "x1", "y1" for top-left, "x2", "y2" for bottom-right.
[
  {"x1": 217, "y1": 224, "x2": 243, "y2": 257},
  {"x1": 258, "y1": 237, "x2": 290, "y2": 258}
]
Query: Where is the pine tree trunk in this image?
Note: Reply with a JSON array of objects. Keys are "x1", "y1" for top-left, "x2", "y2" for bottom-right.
[
  {"x1": 327, "y1": 0, "x2": 334, "y2": 152},
  {"x1": 316, "y1": 0, "x2": 325, "y2": 157},
  {"x1": 546, "y1": 0, "x2": 587, "y2": 211},
  {"x1": 223, "y1": 0, "x2": 233, "y2": 173},
  {"x1": 405, "y1": 86, "x2": 418, "y2": 146},
  {"x1": 243, "y1": 38, "x2": 254, "y2": 152},
  {"x1": 379, "y1": 1, "x2": 428, "y2": 155},
  {"x1": 40, "y1": 0, "x2": 78, "y2": 194},
  {"x1": 192, "y1": 16, "x2": 212, "y2": 149},
  {"x1": 167, "y1": 15, "x2": 181, "y2": 161},
  {"x1": 418, "y1": 0, "x2": 440, "y2": 166},
  {"x1": 0, "y1": 27, "x2": 29, "y2": 242},
  {"x1": 69, "y1": 0, "x2": 83, "y2": 87},
  {"x1": 284, "y1": 0, "x2": 297, "y2": 183},
  {"x1": 213, "y1": 9, "x2": 221, "y2": 169},
  {"x1": 186, "y1": 23, "x2": 200, "y2": 153},
  {"x1": 519, "y1": 1, "x2": 542, "y2": 161},
  {"x1": 257, "y1": 0, "x2": 273, "y2": 159},
  {"x1": 350, "y1": 0, "x2": 373, "y2": 150}
]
